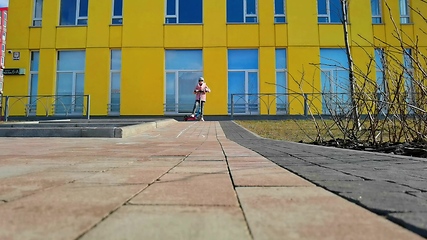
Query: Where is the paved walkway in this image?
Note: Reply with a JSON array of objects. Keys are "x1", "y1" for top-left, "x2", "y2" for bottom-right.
[{"x1": 0, "y1": 121, "x2": 425, "y2": 239}]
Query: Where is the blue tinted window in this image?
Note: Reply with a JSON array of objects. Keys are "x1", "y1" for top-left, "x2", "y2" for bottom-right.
[
  {"x1": 371, "y1": 0, "x2": 380, "y2": 15},
  {"x1": 276, "y1": 72, "x2": 286, "y2": 93},
  {"x1": 275, "y1": 0, "x2": 285, "y2": 15},
  {"x1": 113, "y1": 0, "x2": 123, "y2": 16},
  {"x1": 228, "y1": 71, "x2": 245, "y2": 103},
  {"x1": 179, "y1": 0, "x2": 202, "y2": 23},
  {"x1": 60, "y1": 0, "x2": 77, "y2": 25},
  {"x1": 374, "y1": 49, "x2": 383, "y2": 70},
  {"x1": 57, "y1": 51, "x2": 86, "y2": 71},
  {"x1": 330, "y1": 0, "x2": 343, "y2": 23},
  {"x1": 228, "y1": 50, "x2": 258, "y2": 69},
  {"x1": 167, "y1": 0, "x2": 176, "y2": 15},
  {"x1": 166, "y1": 0, "x2": 202, "y2": 24},
  {"x1": 320, "y1": 49, "x2": 348, "y2": 68},
  {"x1": 227, "y1": 0, "x2": 244, "y2": 23},
  {"x1": 317, "y1": 0, "x2": 327, "y2": 14},
  {"x1": 31, "y1": 52, "x2": 40, "y2": 71},
  {"x1": 246, "y1": 0, "x2": 256, "y2": 14},
  {"x1": 111, "y1": 50, "x2": 121, "y2": 70},
  {"x1": 79, "y1": 0, "x2": 88, "y2": 17},
  {"x1": 166, "y1": 50, "x2": 203, "y2": 70},
  {"x1": 275, "y1": 49, "x2": 287, "y2": 69}
]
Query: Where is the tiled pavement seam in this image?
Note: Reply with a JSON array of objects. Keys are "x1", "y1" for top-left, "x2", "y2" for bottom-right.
[
  {"x1": 220, "y1": 120, "x2": 427, "y2": 239},
  {"x1": 0, "y1": 121, "x2": 424, "y2": 240}
]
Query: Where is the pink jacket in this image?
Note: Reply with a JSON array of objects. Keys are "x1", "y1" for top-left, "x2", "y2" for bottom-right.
[{"x1": 194, "y1": 82, "x2": 211, "y2": 101}]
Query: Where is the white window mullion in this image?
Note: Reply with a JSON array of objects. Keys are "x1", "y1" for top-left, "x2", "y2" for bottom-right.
[
  {"x1": 243, "y1": 0, "x2": 247, "y2": 22},
  {"x1": 75, "y1": 0, "x2": 80, "y2": 25},
  {"x1": 175, "y1": 0, "x2": 179, "y2": 23}
]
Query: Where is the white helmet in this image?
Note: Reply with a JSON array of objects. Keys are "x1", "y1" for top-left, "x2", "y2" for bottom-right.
[{"x1": 198, "y1": 77, "x2": 204, "y2": 81}]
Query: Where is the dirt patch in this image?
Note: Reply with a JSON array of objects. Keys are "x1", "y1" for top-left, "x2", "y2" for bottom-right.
[{"x1": 311, "y1": 139, "x2": 427, "y2": 158}]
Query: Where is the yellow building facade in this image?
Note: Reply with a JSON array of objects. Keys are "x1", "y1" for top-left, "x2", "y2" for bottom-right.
[{"x1": 3, "y1": 0, "x2": 427, "y2": 117}]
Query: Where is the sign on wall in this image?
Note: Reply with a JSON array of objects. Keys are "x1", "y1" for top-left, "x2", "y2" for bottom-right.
[
  {"x1": 3, "y1": 68, "x2": 25, "y2": 75},
  {"x1": 13, "y1": 52, "x2": 20, "y2": 60}
]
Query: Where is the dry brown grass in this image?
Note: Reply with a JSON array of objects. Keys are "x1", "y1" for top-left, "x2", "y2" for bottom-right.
[{"x1": 235, "y1": 120, "x2": 343, "y2": 142}]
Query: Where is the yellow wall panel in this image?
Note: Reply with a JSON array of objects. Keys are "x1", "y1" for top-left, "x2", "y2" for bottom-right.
[
  {"x1": 87, "y1": 0, "x2": 110, "y2": 47},
  {"x1": 3, "y1": 51, "x2": 29, "y2": 96},
  {"x1": 373, "y1": 25, "x2": 386, "y2": 46},
  {"x1": 36, "y1": 49, "x2": 57, "y2": 116},
  {"x1": 287, "y1": 0, "x2": 318, "y2": 46},
  {"x1": 400, "y1": 25, "x2": 415, "y2": 47},
  {"x1": 109, "y1": 26, "x2": 123, "y2": 47},
  {"x1": 382, "y1": 0, "x2": 401, "y2": 46},
  {"x1": 275, "y1": 25, "x2": 288, "y2": 47},
  {"x1": 164, "y1": 26, "x2": 203, "y2": 48},
  {"x1": 259, "y1": 0, "x2": 275, "y2": 47},
  {"x1": 349, "y1": 0, "x2": 374, "y2": 47},
  {"x1": 227, "y1": 25, "x2": 259, "y2": 47},
  {"x1": 203, "y1": 0, "x2": 226, "y2": 47},
  {"x1": 37, "y1": 48, "x2": 56, "y2": 95},
  {"x1": 318, "y1": 25, "x2": 346, "y2": 46},
  {"x1": 56, "y1": 27, "x2": 87, "y2": 49},
  {"x1": 122, "y1": 0, "x2": 163, "y2": 47},
  {"x1": 40, "y1": 0, "x2": 59, "y2": 49},
  {"x1": 121, "y1": 48, "x2": 164, "y2": 115},
  {"x1": 85, "y1": 48, "x2": 110, "y2": 115},
  {"x1": 287, "y1": 47, "x2": 321, "y2": 114},
  {"x1": 413, "y1": 0, "x2": 427, "y2": 46},
  {"x1": 259, "y1": 47, "x2": 276, "y2": 114},
  {"x1": 203, "y1": 47, "x2": 227, "y2": 115},
  {"x1": 6, "y1": 0, "x2": 31, "y2": 49},
  {"x1": 28, "y1": 28, "x2": 41, "y2": 49}
]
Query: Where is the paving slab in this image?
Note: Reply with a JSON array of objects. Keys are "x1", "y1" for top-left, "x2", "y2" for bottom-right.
[
  {"x1": 0, "y1": 120, "x2": 426, "y2": 240},
  {"x1": 169, "y1": 160, "x2": 228, "y2": 174},
  {"x1": 220, "y1": 120, "x2": 427, "y2": 238},
  {"x1": 130, "y1": 172, "x2": 239, "y2": 206},
  {"x1": 0, "y1": 184, "x2": 144, "y2": 240},
  {"x1": 0, "y1": 171, "x2": 93, "y2": 201},
  {"x1": 75, "y1": 166, "x2": 172, "y2": 184},
  {"x1": 237, "y1": 187, "x2": 424, "y2": 240},
  {"x1": 230, "y1": 167, "x2": 315, "y2": 187},
  {"x1": 80, "y1": 205, "x2": 251, "y2": 240}
]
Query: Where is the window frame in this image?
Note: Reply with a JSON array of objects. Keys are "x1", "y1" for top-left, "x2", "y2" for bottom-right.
[
  {"x1": 165, "y1": 0, "x2": 178, "y2": 23},
  {"x1": 317, "y1": 0, "x2": 346, "y2": 24},
  {"x1": 227, "y1": 0, "x2": 259, "y2": 24},
  {"x1": 275, "y1": 49, "x2": 288, "y2": 114},
  {"x1": 399, "y1": 0, "x2": 411, "y2": 24},
  {"x1": 32, "y1": 0, "x2": 43, "y2": 27},
  {"x1": 55, "y1": 51, "x2": 86, "y2": 115},
  {"x1": 59, "y1": 0, "x2": 88, "y2": 26},
  {"x1": 371, "y1": 0, "x2": 382, "y2": 24},
  {"x1": 111, "y1": 0, "x2": 123, "y2": 25},
  {"x1": 109, "y1": 50, "x2": 121, "y2": 115},
  {"x1": 164, "y1": 50, "x2": 203, "y2": 114},
  {"x1": 28, "y1": 51, "x2": 40, "y2": 116},
  {"x1": 76, "y1": 0, "x2": 88, "y2": 25},
  {"x1": 165, "y1": 0, "x2": 203, "y2": 24},
  {"x1": 274, "y1": 0, "x2": 286, "y2": 23}
]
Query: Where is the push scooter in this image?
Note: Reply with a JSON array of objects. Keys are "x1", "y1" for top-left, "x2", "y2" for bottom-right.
[{"x1": 183, "y1": 109, "x2": 201, "y2": 121}]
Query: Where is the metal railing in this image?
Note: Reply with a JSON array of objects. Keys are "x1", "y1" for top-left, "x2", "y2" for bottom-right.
[
  {"x1": 230, "y1": 92, "x2": 352, "y2": 119},
  {"x1": 1, "y1": 95, "x2": 90, "y2": 121}
]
